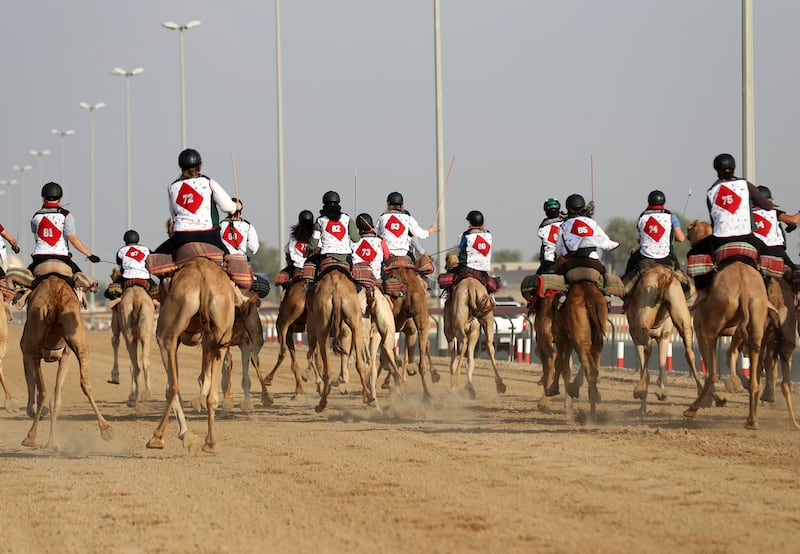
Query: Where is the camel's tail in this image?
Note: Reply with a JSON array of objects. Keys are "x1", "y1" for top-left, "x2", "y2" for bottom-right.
[
  {"x1": 587, "y1": 285, "x2": 607, "y2": 351},
  {"x1": 472, "y1": 293, "x2": 494, "y2": 320},
  {"x1": 739, "y1": 292, "x2": 760, "y2": 356},
  {"x1": 331, "y1": 293, "x2": 346, "y2": 355}
]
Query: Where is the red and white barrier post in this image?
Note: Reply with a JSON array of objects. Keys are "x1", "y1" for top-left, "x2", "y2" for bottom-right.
[
  {"x1": 524, "y1": 338, "x2": 531, "y2": 364},
  {"x1": 742, "y1": 356, "x2": 750, "y2": 379},
  {"x1": 516, "y1": 338, "x2": 524, "y2": 363},
  {"x1": 295, "y1": 332, "x2": 303, "y2": 346},
  {"x1": 667, "y1": 342, "x2": 673, "y2": 372},
  {"x1": 616, "y1": 341, "x2": 624, "y2": 368}
]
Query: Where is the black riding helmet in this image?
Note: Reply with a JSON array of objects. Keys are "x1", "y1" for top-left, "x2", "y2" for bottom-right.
[
  {"x1": 466, "y1": 210, "x2": 484, "y2": 226},
  {"x1": 757, "y1": 185, "x2": 772, "y2": 200},
  {"x1": 565, "y1": 193, "x2": 586, "y2": 214},
  {"x1": 713, "y1": 153, "x2": 736, "y2": 175},
  {"x1": 298, "y1": 209, "x2": 314, "y2": 224},
  {"x1": 647, "y1": 190, "x2": 666, "y2": 206},
  {"x1": 123, "y1": 229, "x2": 139, "y2": 245},
  {"x1": 356, "y1": 213, "x2": 374, "y2": 232},
  {"x1": 322, "y1": 190, "x2": 340, "y2": 205},
  {"x1": 41, "y1": 181, "x2": 63, "y2": 201},
  {"x1": 387, "y1": 191, "x2": 404, "y2": 206},
  {"x1": 178, "y1": 148, "x2": 202, "y2": 170}
]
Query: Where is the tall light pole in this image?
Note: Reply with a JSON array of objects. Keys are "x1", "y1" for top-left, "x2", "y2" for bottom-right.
[
  {"x1": 79, "y1": 101, "x2": 105, "y2": 326},
  {"x1": 161, "y1": 20, "x2": 201, "y2": 149},
  {"x1": 0, "y1": 179, "x2": 16, "y2": 231},
  {"x1": 29, "y1": 149, "x2": 51, "y2": 194},
  {"x1": 742, "y1": 0, "x2": 755, "y2": 181},
  {"x1": 275, "y1": 0, "x2": 286, "y2": 252},
  {"x1": 11, "y1": 165, "x2": 32, "y2": 256},
  {"x1": 112, "y1": 67, "x2": 143, "y2": 229},
  {"x1": 50, "y1": 129, "x2": 76, "y2": 186}
]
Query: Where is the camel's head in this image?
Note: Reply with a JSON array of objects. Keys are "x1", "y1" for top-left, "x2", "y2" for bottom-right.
[
  {"x1": 445, "y1": 253, "x2": 459, "y2": 271},
  {"x1": 687, "y1": 220, "x2": 711, "y2": 246}
]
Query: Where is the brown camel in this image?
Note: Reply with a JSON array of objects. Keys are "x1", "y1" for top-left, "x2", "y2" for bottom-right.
[
  {"x1": 387, "y1": 268, "x2": 438, "y2": 399},
  {"x1": 115, "y1": 285, "x2": 156, "y2": 411},
  {"x1": 443, "y1": 256, "x2": 505, "y2": 397},
  {"x1": 626, "y1": 264, "x2": 707, "y2": 412},
  {"x1": 20, "y1": 275, "x2": 112, "y2": 449},
  {"x1": 108, "y1": 268, "x2": 123, "y2": 385},
  {"x1": 220, "y1": 294, "x2": 268, "y2": 413},
  {"x1": 551, "y1": 280, "x2": 607, "y2": 423},
  {"x1": 307, "y1": 269, "x2": 370, "y2": 412},
  {"x1": 0, "y1": 303, "x2": 18, "y2": 411},
  {"x1": 263, "y1": 280, "x2": 317, "y2": 397},
  {"x1": 684, "y1": 221, "x2": 769, "y2": 429},
  {"x1": 529, "y1": 294, "x2": 557, "y2": 395},
  {"x1": 147, "y1": 257, "x2": 236, "y2": 452}
]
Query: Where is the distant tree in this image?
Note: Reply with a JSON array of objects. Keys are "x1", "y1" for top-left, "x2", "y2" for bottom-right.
[
  {"x1": 493, "y1": 249, "x2": 522, "y2": 263},
  {"x1": 250, "y1": 243, "x2": 282, "y2": 277},
  {"x1": 602, "y1": 217, "x2": 638, "y2": 273}
]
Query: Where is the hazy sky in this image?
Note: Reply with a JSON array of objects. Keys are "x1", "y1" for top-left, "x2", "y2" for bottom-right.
[{"x1": 2, "y1": 1, "x2": 800, "y2": 268}]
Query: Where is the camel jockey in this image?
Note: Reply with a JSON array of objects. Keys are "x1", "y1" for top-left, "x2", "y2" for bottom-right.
[
  {"x1": 276, "y1": 209, "x2": 315, "y2": 290},
  {"x1": 751, "y1": 185, "x2": 800, "y2": 271},
  {"x1": 555, "y1": 193, "x2": 619, "y2": 276},
  {"x1": 536, "y1": 198, "x2": 563, "y2": 275},
  {"x1": 220, "y1": 197, "x2": 259, "y2": 259},
  {"x1": 352, "y1": 213, "x2": 391, "y2": 280},
  {"x1": 376, "y1": 191, "x2": 436, "y2": 260},
  {"x1": 622, "y1": 189, "x2": 685, "y2": 283},
  {"x1": 450, "y1": 210, "x2": 499, "y2": 294},
  {"x1": 307, "y1": 190, "x2": 359, "y2": 265},
  {"x1": 155, "y1": 148, "x2": 237, "y2": 256},
  {"x1": 0, "y1": 223, "x2": 20, "y2": 279},
  {"x1": 29, "y1": 181, "x2": 101, "y2": 277},
  {"x1": 687, "y1": 153, "x2": 774, "y2": 292}
]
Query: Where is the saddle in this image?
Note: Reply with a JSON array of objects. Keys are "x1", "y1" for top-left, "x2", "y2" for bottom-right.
[
  {"x1": 5, "y1": 261, "x2": 98, "y2": 309},
  {"x1": 688, "y1": 241, "x2": 784, "y2": 279},
  {"x1": 520, "y1": 268, "x2": 624, "y2": 303}
]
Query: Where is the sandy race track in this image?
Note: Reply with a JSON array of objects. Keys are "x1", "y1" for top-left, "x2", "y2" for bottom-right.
[{"x1": 1, "y1": 322, "x2": 799, "y2": 553}]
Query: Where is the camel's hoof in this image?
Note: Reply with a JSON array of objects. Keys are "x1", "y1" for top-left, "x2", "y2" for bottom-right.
[
  {"x1": 241, "y1": 398, "x2": 254, "y2": 414},
  {"x1": 142, "y1": 389, "x2": 152, "y2": 402},
  {"x1": 724, "y1": 377, "x2": 743, "y2": 394},
  {"x1": 466, "y1": 385, "x2": 477, "y2": 400},
  {"x1": 431, "y1": 372, "x2": 441, "y2": 384},
  {"x1": 261, "y1": 393, "x2": 273, "y2": 407},
  {"x1": 263, "y1": 376, "x2": 274, "y2": 386},
  {"x1": 202, "y1": 442, "x2": 219, "y2": 453},
  {"x1": 221, "y1": 398, "x2": 233, "y2": 413},
  {"x1": 496, "y1": 381, "x2": 507, "y2": 394},
  {"x1": 191, "y1": 397, "x2": 203, "y2": 413},
  {"x1": 537, "y1": 396, "x2": 553, "y2": 413},
  {"x1": 544, "y1": 385, "x2": 560, "y2": 398},
  {"x1": 182, "y1": 432, "x2": 203, "y2": 454},
  {"x1": 4, "y1": 398, "x2": 19, "y2": 412},
  {"x1": 146, "y1": 437, "x2": 165, "y2": 449},
  {"x1": 745, "y1": 420, "x2": 760, "y2": 431},
  {"x1": 407, "y1": 368, "x2": 418, "y2": 376},
  {"x1": 683, "y1": 408, "x2": 698, "y2": 419},
  {"x1": 761, "y1": 390, "x2": 775, "y2": 404},
  {"x1": 126, "y1": 398, "x2": 136, "y2": 408},
  {"x1": 21, "y1": 437, "x2": 37, "y2": 448},
  {"x1": 655, "y1": 391, "x2": 667, "y2": 402},
  {"x1": 99, "y1": 427, "x2": 114, "y2": 441},
  {"x1": 107, "y1": 379, "x2": 120, "y2": 385},
  {"x1": 714, "y1": 396, "x2": 728, "y2": 408},
  {"x1": 633, "y1": 387, "x2": 647, "y2": 401},
  {"x1": 314, "y1": 404, "x2": 326, "y2": 413},
  {"x1": 381, "y1": 380, "x2": 391, "y2": 390},
  {"x1": 566, "y1": 382, "x2": 581, "y2": 399}
]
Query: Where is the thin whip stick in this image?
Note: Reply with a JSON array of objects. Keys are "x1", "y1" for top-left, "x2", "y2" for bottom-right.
[
  {"x1": 230, "y1": 152, "x2": 240, "y2": 200},
  {"x1": 433, "y1": 154, "x2": 456, "y2": 225}
]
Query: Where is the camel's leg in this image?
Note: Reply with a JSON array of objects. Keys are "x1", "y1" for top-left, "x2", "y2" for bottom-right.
[
  {"x1": 464, "y1": 322, "x2": 479, "y2": 398},
  {"x1": 149, "y1": 334, "x2": 185, "y2": 448},
  {"x1": 240, "y1": 348, "x2": 252, "y2": 402},
  {"x1": 221, "y1": 351, "x2": 233, "y2": 400},
  {"x1": 264, "y1": 324, "x2": 290, "y2": 386},
  {"x1": 654, "y1": 334, "x2": 670, "y2": 402},
  {"x1": 315, "y1": 342, "x2": 333, "y2": 412},
  {"x1": 685, "y1": 335, "x2": 719, "y2": 419},
  {"x1": 125, "y1": 337, "x2": 140, "y2": 407},
  {"x1": 203, "y1": 346, "x2": 225, "y2": 453},
  {"x1": 140, "y1": 322, "x2": 153, "y2": 403},
  {"x1": 779, "y1": 351, "x2": 800, "y2": 429},
  {"x1": 109, "y1": 325, "x2": 121, "y2": 384},
  {"x1": 746, "y1": 346, "x2": 763, "y2": 430},
  {"x1": 631, "y1": 327, "x2": 652, "y2": 405},
  {"x1": 481, "y1": 316, "x2": 505, "y2": 394},
  {"x1": 44, "y1": 349, "x2": 73, "y2": 450},
  {"x1": 66, "y1": 328, "x2": 112, "y2": 441},
  {"x1": 21, "y1": 356, "x2": 46, "y2": 448},
  {"x1": 725, "y1": 334, "x2": 746, "y2": 393}
]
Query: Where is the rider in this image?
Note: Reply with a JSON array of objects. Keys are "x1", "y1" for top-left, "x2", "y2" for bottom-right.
[
  {"x1": 279, "y1": 209, "x2": 315, "y2": 287},
  {"x1": 376, "y1": 191, "x2": 436, "y2": 260},
  {"x1": 0, "y1": 222, "x2": 21, "y2": 279},
  {"x1": 555, "y1": 193, "x2": 619, "y2": 277},
  {"x1": 622, "y1": 189, "x2": 685, "y2": 283},
  {"x1": 220, "y1": 197, "x2": 260, "y2": 259},
  {"x1": 29, "y1": 181, "x2": 101, "y2": 278},
  {"x1": 306, "y1": 190, "x2": 359, "y2": 265},
  {"x1": 452, "y1": 210, "x2": 496, "y2": 293},
  {"x1": 688, "y1": 153, "x2": 774, "y2": 291},
  {"x1": 536, "y1": 198, "x2": 563, "y2": 275},
  {"x1": 155, "y1": 148, "x2": 237, "y2": 256},
  {"x1": 352, "y1": 213, "x2": 391, "y2": 281},
  {"x1": 751, "y1": 185, "x2": 800, "y2": 271}
]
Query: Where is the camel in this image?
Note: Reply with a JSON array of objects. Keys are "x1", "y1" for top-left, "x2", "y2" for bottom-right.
[
  {"x1": 306, "y1": 268, "x2": 370, "y2": 412},
  {"x1": 220, "y1": 294, "x2": 268, "y2": 413},
  {"x1": 108, "y1": 268, "x2": 123, "y2": 385},
  {"x1": 147, "y1": 257, "x2": 236, "y2": 452},
  {"x1": 529, "y1": 295, "x2": 556, "y2": 394},
  {"x1": 264, "y1": 279, "x2": 318, "y2": 397},
  {"x1": 20, "y1": 273, "x2": 113, "y2": 449},
  {"x1": 626, "y1": 264, "x2": 708, "y2": 412},
  {"x1": 115, "y1": 284, "x2": 156, "y2": 411},
  {"x1": 684, "y1": 221, "x2": 769, "y2": 429},
  {"x1": 551, "y1": 280, "x2": 607, "y2": 423},
  {"x1": 0, "y1": 303, "x2": 18, "y2": 411},
  {"x1": 387, "y1": 268, "x2": 439, "y2": 399},
  {"x1": 442, "y1": 255, "x2": 505, "y2": 397}
]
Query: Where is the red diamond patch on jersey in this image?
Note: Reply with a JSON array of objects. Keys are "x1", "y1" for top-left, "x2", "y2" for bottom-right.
[
  {"x1": 472, "y1": 235, "x2": 491, "y2": 256},
  {"x1": 37, "y1": 216, "x2": 62, "y2": 246},
  {"x1": 294, "y1": 241, "x2": 308, "y2": 255},
  {"x1": 753, "y1": 212, "x2": 771, "y2": 237},
  {"x1": 714, "y1": 184, "x2": 742, "y2": 214},
  {"x1": 569, "y1": 220, "x2": 594, "y2": 237},
  {"x1": 355, "y1": 240, "x2": 377, "y2": 262},
  {"x1": 547, "y1": 224, "x2": 559, "y2": 244},
  {"x1": 176, "y1": 182, "x2": 201, "y2": 214},
  {"x1": 643, "y1": 216, "x2": 666, "y2": 242},
  {"x1": 223, "y1": 223, "x2": 243, "y2": 247},
  {"x1": 125, "y1": 247, "x2": 146, "y2": 262},
  {"x1": 326, "y1": 220, "x2": 347, "y2": 241},
  {"x1": 385, "y1": 215, "x2": 406, "y2": 238}
]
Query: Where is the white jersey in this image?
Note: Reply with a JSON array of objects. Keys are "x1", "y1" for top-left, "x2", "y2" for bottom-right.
[
  {"x1": 707, "y1": 179, "x2": 753, "y2": 238},
  {"x1": 463, "y1": 230, "x2": 492, "y2": 272},
  {"x1": 537, "y1": 218, "x2": 562, "y2": 263},
  {"x1": 352, "y1": 235, "x2": 387, "y2": 279},
  {"x1": 377, "y1": 210, "x2": 429, "y2": 256},
  {"x1": 285, "y1": 237, "x2": 309, "y2": 269},
  {"x1": 168, "y1": 174, "x2": 236, "y2": 232},
  {"x1": 555, "y1": 216, "x2": 619, "y2": 260},
  {"x1": 752, "y1": 208, "x2": 784, "y2": 247},
  {"x1": 637, "y1": 210, "x2": 673, "y2": 259},
  {"x1": 117, "y1": 244, "x2": 151, "y2": 280},
  {"x1": 31, "y1": 207, "x2": 71, "y2": 257},
  {"x1": 220, "y1": 218, "x2": 260, "y2": 256},
  {"x1": 314, "y1": 214, "x2": 353, "y2": 255}
]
